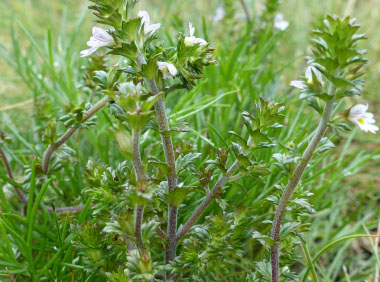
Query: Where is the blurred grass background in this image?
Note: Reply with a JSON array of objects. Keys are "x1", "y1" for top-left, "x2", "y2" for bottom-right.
[{"x1": 0, "y1": 0, "x2": 379, "y2": 280}]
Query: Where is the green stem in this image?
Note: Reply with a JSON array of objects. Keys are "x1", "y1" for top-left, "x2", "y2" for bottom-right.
[
  {"x1": 176, "y1": 160, "x2": 239, "y2": 240},
  {"x1": 132, "y1": 129, "x2": 146, "y2": 253},
  {"x1": 42, "y1": 96, "x2": 110, "y2": 173},
  {"x1": 302, "y1": 241, "x2": 319, "y2": 282},
  {"x1": 270, "y1": 98, "x2": 334, "y2": 282},
  {"x1": 0, "y1": 147, "x2": 27, "y2": 204}
]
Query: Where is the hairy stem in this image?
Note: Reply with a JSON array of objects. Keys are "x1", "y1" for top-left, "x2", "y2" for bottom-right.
[
  {"x1": 136, "y1": 49, "x2": 178, "y2": 275},
  {"x1": 153, "y1": 97, "x2": 178, "y2": 265},
  {"x1": 42, "y1": 96, "x2": 110, "y2": 173},
  {"x1": 132, "y1": 130, "x2": 146, "y2": 182},
  {"x1": 134, "y1": 205, "x2": 145, "y2": 252},
  {"x1": 270, "y1": 99, "x2": 334, "y2": 282},
  {"x1": 132, "y1": 129, "x2": 146, "y2": 253},
  {"x1": 177, "y1": 160, "x2": 240, "y2": 240},
  {"x1": 0, "y1": 147, "x2": 27, "y2": 204},
  {"x1": 152, "y1": 91, "x2": 178, "y2": 266},
  {"x1": 166, "y1": 204, "x2": 178, "y2": 263}
]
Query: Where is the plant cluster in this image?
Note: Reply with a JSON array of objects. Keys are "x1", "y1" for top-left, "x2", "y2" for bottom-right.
[{"x1": 0, "y1": 1, "x2": 378, "y2": 282}]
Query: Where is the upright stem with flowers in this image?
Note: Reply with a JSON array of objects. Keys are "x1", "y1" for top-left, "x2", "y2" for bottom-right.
[{"x1": 270, "y1": 15, "x2": 377, "y2": 282}]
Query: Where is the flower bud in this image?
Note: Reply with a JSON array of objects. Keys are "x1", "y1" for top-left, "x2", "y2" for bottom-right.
[{"x1": 305, "y1": 66, "x2": 324, "y2": 90}]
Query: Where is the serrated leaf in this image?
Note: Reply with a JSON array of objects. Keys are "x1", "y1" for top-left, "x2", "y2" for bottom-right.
[
  {"x1": 290, "y1": 198, "x2": 316, "y2": 214},
  {"x1": 317, "y1": 137, "x2": 335, "y2": 153},
  {"x1": 176, "y1": 153, "x2": 202, "y2": 173},
  {"x1": 252, "y1": 231, "x2": 275, "y2": 246},
  {"x1": 148, "y1": 159, "x2": 171, "y2": 175},
  {"x1": 168, "y1": 187, "x2": 194, "y2": 207},
  {"x1": 279, "y1": 222, "x2": 300, "y2": 239}
]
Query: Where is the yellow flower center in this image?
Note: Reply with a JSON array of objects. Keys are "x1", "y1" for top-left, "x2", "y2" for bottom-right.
[{"x1": 358, "y1": 118, "x2": 365, "y2": 124}]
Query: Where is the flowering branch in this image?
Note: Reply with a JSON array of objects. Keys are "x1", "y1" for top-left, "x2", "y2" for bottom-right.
[
  {"x1": 270, "y1": 98, "x2": 335, "y2": 282},
  {"x1": 135, "y1": 48, "x2": 178, "y2": 270},
  {"x1": 132, "y1": 129, "x2": 146, "y2": 253},
  {"x1": 0, "y1": 147, "x2": 27, "y2": 204},
  {"x1": 176, "y1": 160, "x2": 239, "y2": 240},
  {"x1": 42, "y1": 96, "x2": 110, "y2": 173}
]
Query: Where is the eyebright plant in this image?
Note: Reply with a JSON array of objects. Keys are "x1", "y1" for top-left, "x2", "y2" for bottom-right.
[
  {"x1": 272, "y1": 14, "x2": 378, "y2": 282},
  {"x1": 0, "y1": 1, "x2": 379, "y2": 282}
]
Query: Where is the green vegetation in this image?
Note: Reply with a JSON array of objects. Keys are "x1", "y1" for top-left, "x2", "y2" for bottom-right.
[{"x1": 0, "y1": 0, "x2": 379, "y2": 281}]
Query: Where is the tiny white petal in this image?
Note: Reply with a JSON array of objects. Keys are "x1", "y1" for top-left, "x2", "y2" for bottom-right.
[
  {"x1": 274, "y1": 14, "x2": 289, "y2": 31},
  {"x1": 184, "y1": 22, "x2": 207, "y2": 47},
  {"x1": 290, "y1": 80, "x2": 306, "y2": 89},
  {"x1": 366, "y1": 124, "x2": 379, "y2": 134},
  {"x1": 305, "y1": 67, "x2": 312, "y2": 81},
  {"x1": 157, "y1": 62, "x2": 166, "y2": 70},
  {"x1": 189, "y1": 22, "x2": 195, "y2": 37},
  {"x1": 363, "y1": 112, "x2": 374, "y2": 119},
  {"x1": 146, "y1": 23, "x2": 161, "y2": 33},
  {"x1": 167, "y1": 63, "x2": 178, "y2": 76},
  {"x1": 92, "y1": 26, "x2": 114, "y2": 43},
  {"x1": 138, "y1": 10, "x2": 150, "y2": 26},
  {"x1": 349, "y1": 104, "x2": 368, "y2": 118},
  {"x1": 193, "y1": 37, "x2": 207, "y2": 46},
  {"x1": 138, "y1": 10, "x2": 161, "y2": 34},
  {"x1": 87, "y1": 38, "x2": 109, "y2": 48},
  {"x1": 80, "y1": 46, "x2": 98, "y2": 57},
  {"x1": 305, "y1": 66, "x2": 324, "y2": 86},
  {"x1": 213, "y1": 6, "x2": 225, "y2": 22},
  {"x1": 81, "y1": 27, "x2": 114, "y2": 58},
  {"x1": 157, "y1": 62, "x2": 178, "y2": 78}
]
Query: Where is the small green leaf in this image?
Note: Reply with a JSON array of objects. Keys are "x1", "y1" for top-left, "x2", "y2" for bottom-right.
[{"x1": 252, "y1": 231, "x2": 275, "y2": 246}]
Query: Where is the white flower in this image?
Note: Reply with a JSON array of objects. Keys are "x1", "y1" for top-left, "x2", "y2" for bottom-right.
[
  {"x1": 348, "y1": 104, "x2": 379, "y2": 134},
  {"x1": 213, "y1": 6, "x2": 225, "y2": 22},
  {"x1": 80, "y1": 27, "x2": 114, "y2": 57},
  {"x1": 290, "y1": 66, "x2": 324, "y2": 89},
  {"x1": 138, "y1": 10, "x2": 161, "y2": 34},
  {"x1": 305, "y1": 66, "x2": 324, "y2": 86},
  {"x1": 157, "y1": 62, "x2": 178, "y2": 79},
  {"x1": 184, "y1": 23, "x2": 207, "y2": 47},
  {"x1": 274, "y1": 14, "x2": 289, "y2": 31}
]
